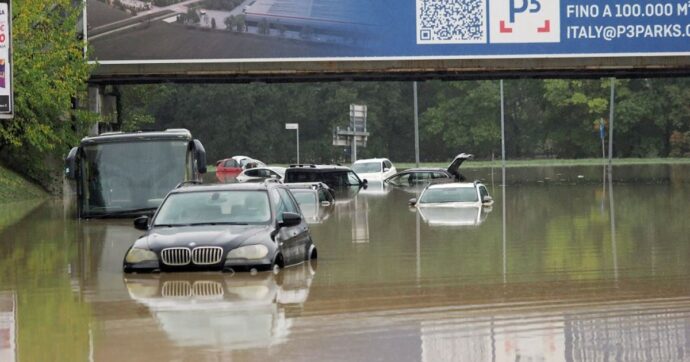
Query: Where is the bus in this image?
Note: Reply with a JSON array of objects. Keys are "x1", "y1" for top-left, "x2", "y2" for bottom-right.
[{"x1": 65, "y1": 129, "x2": 207, "y2": 218}]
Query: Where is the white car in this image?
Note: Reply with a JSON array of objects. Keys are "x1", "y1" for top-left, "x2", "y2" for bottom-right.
[
  {"x1": 232, "y1": 155, "x2": 266, "y2": 169},
  {"x1": 235, "y1": 167, "x2": 286, "y2": 182},
  {"x1": 352, "y1": 158, "x2": 397, "y2": 182},
  {"x1": 409, "y1": 182, "x2": 493, "y2": 208}
]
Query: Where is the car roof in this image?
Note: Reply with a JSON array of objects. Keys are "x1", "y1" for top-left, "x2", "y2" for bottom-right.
[
  {"x1": 171, "y1": 182, "x2": 282, "y2": 194},
  {"x1": 399, "y1": 168, "x2": 448, "y2": 173},
  {"x1": 354, "y1": 158, "x2": 390, "y2": 163},
  {"x1": 284, "y1": 182, "x2": 330, "y2": 190},
  {"x1": 426, "y1": 182, "x2": 480, "y2": 190},
  {"x1": 286, "y1": 164, "x2": 352, "y2": 171}
]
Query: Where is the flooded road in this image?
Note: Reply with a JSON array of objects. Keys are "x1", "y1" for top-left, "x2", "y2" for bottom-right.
[{"x1": 1, "y1": 164, "x2": 690, "y2": 361}]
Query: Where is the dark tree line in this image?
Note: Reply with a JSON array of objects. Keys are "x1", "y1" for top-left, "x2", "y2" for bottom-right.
[{"x1": 119, "y1": 78, "x2": 690, "y2": 164}]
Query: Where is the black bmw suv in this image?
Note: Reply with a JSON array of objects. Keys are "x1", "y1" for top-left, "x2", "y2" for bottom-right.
[{"x1": 123, "y1": 182, "x2": 316, "y2": 273}]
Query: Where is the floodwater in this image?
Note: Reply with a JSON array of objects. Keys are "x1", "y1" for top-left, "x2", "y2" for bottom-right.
[{"x1": 1, "y1": 164, "x2": 689, "y2": 361}]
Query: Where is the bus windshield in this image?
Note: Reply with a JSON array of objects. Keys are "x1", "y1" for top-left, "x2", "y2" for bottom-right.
[{"x1": 80, "y1": 140, "x2": 190, "y2": 216}]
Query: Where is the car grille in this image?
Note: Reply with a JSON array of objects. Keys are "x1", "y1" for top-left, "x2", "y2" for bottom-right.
[
  {"x1": 192, "y1": 247, "x2": 224, "y2": 265},
  {"x1": 161, "y1": 247, "x2": 223, "y2": 266},
  {"x1": 161, "y1": 248, "x2": 191, "y2": 266},
  {"x1": 162, "y1": 281, "x2": 224, "y2": 298}
]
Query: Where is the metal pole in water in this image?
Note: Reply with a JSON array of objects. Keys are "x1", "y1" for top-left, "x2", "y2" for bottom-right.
[
  {"x1": 413, "y1": 81, "x2": 420, "y2": 167},
  {"x1": 352, "y1": 131, "x2": 357, "y2": 163},
  {"x1": 500, "y1": 80, "x2": 506, "y2": 167},
  {"x1": 608, "y1": 78, "x2": 615, "y2": 165}
]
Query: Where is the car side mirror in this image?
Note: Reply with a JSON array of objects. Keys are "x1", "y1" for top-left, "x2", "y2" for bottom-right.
[
  {"x1": 134, "y1": 215, "x2": 150, "y2": 230},
  {"x1": 192, "y1": 139, "x2": 207, "y2": 174},
  {"x1": 482, "y1": 195, "x2": 493, "y2": 203},
  {"x1": 279, "y1": 212, "x2": 302, "y2": 227},
  {"x1": 383, "y1": 168, "x2": 390, "y2": 172},
  {"x1": 409, "y1": 198, "x2": 417, "y2": 206},
  {"x1": 65, "y1": 147, "x2": 78, "y2": 180}
]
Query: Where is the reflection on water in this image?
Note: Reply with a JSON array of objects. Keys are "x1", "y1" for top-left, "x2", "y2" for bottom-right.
[
  {"x1": 125, "y1": 262, "x2": 315, "y2": 350},
  {"x1": 0, "y1": 164, "x2": 689, "y2": 360},
  {"x1": 416, "y1": 205, "x2": 492, "y2": 226}
]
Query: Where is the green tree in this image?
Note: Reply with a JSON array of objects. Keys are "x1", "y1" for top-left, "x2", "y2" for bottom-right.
[
  {"x1": 224, "y1": 15, "x2": 235, "y2": 31},
  {"x1": 235, "y1": 14, "x2": 246, "y2": 32},
  {"x1": 258, "y1": 18, "x2": 270, "y2": 35},
  {"x1": 0, "y1": 0, "x2": 96, "y2": 188},
  {"x1": 186, "y1": 7, "x2": 200, "y2": 24}
]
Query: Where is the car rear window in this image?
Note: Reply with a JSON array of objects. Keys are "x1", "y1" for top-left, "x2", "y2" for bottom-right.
[
  {"x1": 420, "y1": 187, "x2": 478, "y2": 203},
  {"x1": 353, "y1": 162, "x2": 381, "y2": 173},
  {"x1": 291, "y1": 190, "x2": 316, "y2": 206}
]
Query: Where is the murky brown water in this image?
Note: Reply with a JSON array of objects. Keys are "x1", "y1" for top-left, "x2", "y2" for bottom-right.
[{"x1": 1, "y1": 164, "x2": 689, "y2": 361}]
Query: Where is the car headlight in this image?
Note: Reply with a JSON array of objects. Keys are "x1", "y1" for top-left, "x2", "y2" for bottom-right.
[
  {"x1": 125, "y1": 248, "x2": 158, "y2": 263},
  {"x1": 227, "y1": 245, "x2": 269, "y2": 260}
]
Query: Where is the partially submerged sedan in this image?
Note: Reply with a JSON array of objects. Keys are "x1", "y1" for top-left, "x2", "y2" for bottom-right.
[
  {"x1": 236, "y1": 167, "x2": 286, "y2": 183},
  {"x1": 409, "y1": 182, "x2": 494, "y2": 208},
  {"x1": 384, "y1": 153, "x2": 473, "y2": 189},
  {"x1": 352, "y1": 158, "x2": 397, "y2": 182},
  {"x1": 284, "y1": 182, "x2": 335, "y2": 224},
  {"x1": 123, "y1": 182, "x2": 317, "y2": 273}
]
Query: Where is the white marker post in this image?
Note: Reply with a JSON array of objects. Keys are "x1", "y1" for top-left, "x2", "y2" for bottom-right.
[{"x1": 285, "y1": 123, "x2": 299, "y2": 164}]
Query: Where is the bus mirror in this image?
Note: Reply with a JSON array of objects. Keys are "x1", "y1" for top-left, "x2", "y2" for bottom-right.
[
  {"x1": 65, "y1": 147, "x2": 78, "y2": 180},
  {"x1": 192, "y1": 139, "x2": 207, "y2": 174}
]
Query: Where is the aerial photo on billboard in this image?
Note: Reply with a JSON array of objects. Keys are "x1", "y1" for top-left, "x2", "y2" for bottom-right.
[{"x1": 88, "y1": 0, "x2": 690, "y2": 62}]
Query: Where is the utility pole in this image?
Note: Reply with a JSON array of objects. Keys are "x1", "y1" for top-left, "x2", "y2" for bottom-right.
[
  {"x1": 608, "y1": 78, "x2": 615, "y2": 165},
  {"x1": 413, "y1": 81, "x2": 420, "y2": 167},
  {"x1": 500, "y1": 80, "x2": 505, "y2": 167}
]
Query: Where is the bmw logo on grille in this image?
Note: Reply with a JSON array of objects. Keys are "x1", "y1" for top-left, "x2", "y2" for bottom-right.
[{"x1": 189, "y1": 242, "x2": 196, "y2": 247}]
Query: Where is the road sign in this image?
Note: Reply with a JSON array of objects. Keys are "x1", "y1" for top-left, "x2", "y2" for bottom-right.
[{"x1": 285, "y1": 123, "x2": 299, "y2": 130}]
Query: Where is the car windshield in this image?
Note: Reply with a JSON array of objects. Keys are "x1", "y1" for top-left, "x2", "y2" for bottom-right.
[
  {"x1": 353, "y1": 162, "x2": 381, "y2": 173},
  {"x1": 154, "y1": 191, "x2": 271, "y2": 225},
  {"x1": 419, "y1": 187, "x2": 479, "y2": 203}
]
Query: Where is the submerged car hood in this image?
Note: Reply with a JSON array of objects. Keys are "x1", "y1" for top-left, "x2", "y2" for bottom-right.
[{"x1": 143, "y1": 225, "x2": 268, "y2": 250}]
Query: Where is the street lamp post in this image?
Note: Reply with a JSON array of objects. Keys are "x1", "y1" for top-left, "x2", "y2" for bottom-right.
[{"x1": 285, "y1": 123, "x2": 299, "y2": 164}]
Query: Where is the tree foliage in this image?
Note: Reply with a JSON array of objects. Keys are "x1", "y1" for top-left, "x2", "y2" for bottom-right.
[
  {"x1": 118, "y1": 78, "x2": 690, "y2": 164},
  {"x1": 0, "y1": 0, "x2": 96, "y2": 186}
]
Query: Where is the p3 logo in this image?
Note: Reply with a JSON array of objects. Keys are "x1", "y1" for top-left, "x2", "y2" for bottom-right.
[
  {"x1": 510, "y1": 0, "x2": 542, "y2": 23},
  {"x1": 490, "y1": 0, "x2": 560, "y2": 43}
]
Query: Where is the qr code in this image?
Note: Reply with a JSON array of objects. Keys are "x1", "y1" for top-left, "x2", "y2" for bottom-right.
[{"x1": 417, "y1": 0, "x2": 487, "y2": 44}]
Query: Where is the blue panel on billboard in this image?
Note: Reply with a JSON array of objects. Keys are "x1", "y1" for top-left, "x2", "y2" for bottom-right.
[{"x1": 87, "y1": 0, "x2": 690, "y2": 62}]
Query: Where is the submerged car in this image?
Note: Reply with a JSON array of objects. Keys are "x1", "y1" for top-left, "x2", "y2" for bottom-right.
[
  {"x1": 384, "y1": 153, "x2": 474, "y2": 188},
  {"x1": 123, "y1": 182, "x2": 317, "y2": 273},
  {"x1": 285, "y1": 182, "x2": 335, "y2": 223},
  {"x1": 284, "y1": 164, "x2": 367, "y2": 189},
  {"x1": 236, "y1": 167, "x2": 286, "y2": 183},
  {"x1": 352, "y1": 158, "x2": 397, "y2": 182},
  {"x1": 216, "y1": 156, "x2": 266, "y2": 173},
  {"x1": 409, "y1": 181, "x2": 493, "y2": 207}
]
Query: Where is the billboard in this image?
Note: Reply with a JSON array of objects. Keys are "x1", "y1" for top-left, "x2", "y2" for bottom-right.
[
  {"x1": 0, "y1": 0, "x2": 11, "y2": 116},
  {"x1": 87, "y1": 0, "x2": 690, "y2": 80}
]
